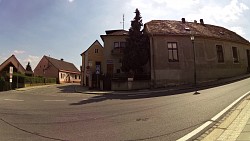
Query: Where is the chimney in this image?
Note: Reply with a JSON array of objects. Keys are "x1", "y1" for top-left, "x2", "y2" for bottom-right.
[
  {"x1": 200, "y1": 19, "x2": 204, "y2": 25},
  {"x1": 61, "y1": 58, "x2": 64, "y2": 61},
  {"x1": 194, "y1": 20, "x2": 197, "y2": 24},
  {"x1": 181, "y1": 18, "x2": 186, "y2": 23}
]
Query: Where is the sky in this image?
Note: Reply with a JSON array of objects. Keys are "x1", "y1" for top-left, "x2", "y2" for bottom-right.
[{"x1": 0, "y1": 0, "x2": 250, "y2": 70}]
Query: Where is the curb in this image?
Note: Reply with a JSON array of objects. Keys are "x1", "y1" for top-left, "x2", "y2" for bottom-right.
[{"x1": 177, "y1": 90, "x2": 250, "y2": 141}]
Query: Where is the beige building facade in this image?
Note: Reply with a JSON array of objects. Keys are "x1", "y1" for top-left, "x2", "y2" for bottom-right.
[
  {"x1": 81, "y1": 40, "x2": 104, "y2": 88},
  {"x1": 145, "y1": 19, "x2": 250, "y2": 87},
  {"x1": 101, "y1": 30, "x2": 128, "y2": 76}
]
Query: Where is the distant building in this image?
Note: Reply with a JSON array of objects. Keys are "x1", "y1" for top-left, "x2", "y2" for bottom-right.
[
  {"x1": 144, "y1": 19, "x2": 250, "y2": 87},
  {"x1": 81, "y1": 40, "x2": 104, "y2": 88},
  {"x1": 34, "y1": 56, "x2": 81, "y2": 84},
  {"x1": 0, "y1": 55, "x2": 26, "y2": 77}
]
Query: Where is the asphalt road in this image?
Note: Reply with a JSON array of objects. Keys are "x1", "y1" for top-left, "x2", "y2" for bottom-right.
[{"x1": 0, "y1": 78, "x2": 250, "y2": 141}]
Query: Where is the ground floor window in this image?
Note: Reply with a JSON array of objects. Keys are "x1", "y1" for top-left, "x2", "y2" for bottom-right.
[{"x1": 232, "y1": 47, "x2": 239, "y2": 63}]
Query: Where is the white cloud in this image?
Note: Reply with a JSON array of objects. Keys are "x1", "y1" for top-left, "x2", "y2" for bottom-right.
[
  {"x1": 13, "y1": 50, "x2": 25, "y2": 54},
  {"x1": 230, "y1": 26, "x2": 245, "y2": 36},
  {"x1": 187, "y1": 0, "x2": 249, "y2": 23},
  {"x1": 68, "y1": 0, "x2": 74, "y2": 3}
]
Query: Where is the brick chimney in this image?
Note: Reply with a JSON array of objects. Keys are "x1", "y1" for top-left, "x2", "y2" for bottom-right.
[
  {"x1": 182, "y1": 18, "x2": 186, "y2": 23},
  {"x1": 200, "y1": 19, "x2": 204, "y2": 25}
]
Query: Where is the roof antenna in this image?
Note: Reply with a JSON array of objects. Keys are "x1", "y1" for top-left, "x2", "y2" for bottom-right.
[{"x1": 120, "y1": 14, "x2": 125, "y2": 30}]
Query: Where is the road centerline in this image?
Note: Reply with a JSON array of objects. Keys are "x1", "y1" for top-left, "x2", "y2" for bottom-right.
[{"x1": 4, "y1": 99, "x2": 24, "y2": 102}]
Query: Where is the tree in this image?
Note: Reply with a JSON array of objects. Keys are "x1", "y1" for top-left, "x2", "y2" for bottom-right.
[
  {"x1": 121, "y1": 9, "x2": 149, "y2": 74},
  {"x1": 25, "y1": 62, "x2": 33, "y2": 76},
  {"x1": 26, "y1": 62, "x2": 32, "y2": 72}
]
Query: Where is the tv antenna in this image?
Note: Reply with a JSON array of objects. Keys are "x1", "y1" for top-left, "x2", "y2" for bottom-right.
[{"x1": 120, "y1": 14, "x2": 125, "y2": 30}]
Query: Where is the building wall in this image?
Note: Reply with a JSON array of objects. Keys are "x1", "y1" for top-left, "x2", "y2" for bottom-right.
[
  {"x1": 102, "y1": 36, "x2": 127, "y2": 75},
  {"x1": 151, "y1": 35, "x2": 250, "y2": 87},
  {"x1": 34, "y1": 57, "x2": 59, "y2": 79},
  {"x1": 82, "y1": 41, "x2": 104, "y2": 86},
  {"x1": 59, "y1": 71, "x2": 81, "y2": 83}
]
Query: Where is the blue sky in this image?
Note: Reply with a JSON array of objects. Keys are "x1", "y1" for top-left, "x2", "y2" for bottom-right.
[{"x1": 0, "y1": 0, "x2": 250, "y2": 70}]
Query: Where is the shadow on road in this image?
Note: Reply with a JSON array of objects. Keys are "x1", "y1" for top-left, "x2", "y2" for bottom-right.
[
  {"x1": 56, "y1": 84, "x2": 81, "y2": 93},
  {"x1": 69, "y1": 74, "x2": 250, "y2": 105},
  {"x1": 69, "y1": 87, "x2": 201, "y2": 106}
]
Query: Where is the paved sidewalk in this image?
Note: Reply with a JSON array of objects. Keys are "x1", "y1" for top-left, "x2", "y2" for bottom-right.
[{"x1": 196, "y1": 96, "x2": 250, "y2": 141}]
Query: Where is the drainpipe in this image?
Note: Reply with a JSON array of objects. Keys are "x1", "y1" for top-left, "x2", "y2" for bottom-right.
[{"x1": 150, "y1": 33, "x2": 156, "y2": 88}]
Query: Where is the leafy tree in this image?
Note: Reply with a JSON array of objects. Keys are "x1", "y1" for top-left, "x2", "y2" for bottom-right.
[{"x1": 122, "y1": 9, "x2": 149, "y2": 74}]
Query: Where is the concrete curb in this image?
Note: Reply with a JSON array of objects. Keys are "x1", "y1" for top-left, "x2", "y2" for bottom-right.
[{"x1": 177, "y1": 90, "x2": 250, "y2": 141}]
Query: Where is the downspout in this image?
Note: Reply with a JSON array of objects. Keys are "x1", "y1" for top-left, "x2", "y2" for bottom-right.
[{"x1": 150, "y1": 33, "x2": 156, "y2": 88}]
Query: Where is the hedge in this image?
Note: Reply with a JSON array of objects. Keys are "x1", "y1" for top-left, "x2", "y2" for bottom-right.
[{"x1": 0, "y1": 73, "x2": 56, "y2": 91}]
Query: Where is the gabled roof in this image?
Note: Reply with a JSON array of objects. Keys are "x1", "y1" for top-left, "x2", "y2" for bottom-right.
[
  {"x1": 145, "y1": 20, "x2": 250, "y2": 45},
  {"x1": 0, "y1": 55, "x2": 26, "y2": 73},
  {"x1": 44, "y1": 56, "x2": 80, "y2": 74},
  {"x1": 81, "y1": 40, "x2": 103, "y2": 56}
]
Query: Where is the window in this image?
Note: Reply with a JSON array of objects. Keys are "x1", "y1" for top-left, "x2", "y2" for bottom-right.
[
  {"x1": 216, "y1": 45, "x2": 224, "y2": 63},
  {"x1": 116, "y1": 69, "x2": 120, "y2": 73},
  {"x1": 232, "y1": 47, "x2": 239, "y2": 63},
  {"x1": 61, "y1": 73, "x2": 63, "y2": 78},
  {"x1": 168, "y1": 42, "x2": 179, "y2": 62},
  {"x1": 95, "y1": 49, "x2": 98, "y2": 53},
  {"x1": 120, "y1": 42, "x2": 126, "y2": 48},
  {"x1": 75, "y1": 75, "x2": 77, "y2": 79},
  {"x1": 79, "y1": 75, "x2": 81, "y2": 79},
  {"x1": 114, "y1": 42, "x2": 119, "y2": 48}
]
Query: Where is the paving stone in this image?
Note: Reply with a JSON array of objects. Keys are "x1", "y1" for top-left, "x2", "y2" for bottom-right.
[{"x1": 236, "y1": 132, "x2": 250, "y2": 140}]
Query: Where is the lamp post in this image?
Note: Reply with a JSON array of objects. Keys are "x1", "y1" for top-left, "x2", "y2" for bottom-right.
[{"x1": 191, "y1": 35, "x2": 199, "y2": 94}]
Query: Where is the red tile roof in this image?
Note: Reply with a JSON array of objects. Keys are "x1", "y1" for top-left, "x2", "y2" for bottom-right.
[
  {"x1": 145, "y1": 20, "x2": 250, "y2": 44},
  {"x1": 44, "y1": 56, "x2": 80, "y2": 74}
]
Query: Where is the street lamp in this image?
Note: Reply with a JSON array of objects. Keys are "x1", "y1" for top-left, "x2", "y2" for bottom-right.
[{"x1": 191, "y1": 35, "x2": 199, "y2": 94}]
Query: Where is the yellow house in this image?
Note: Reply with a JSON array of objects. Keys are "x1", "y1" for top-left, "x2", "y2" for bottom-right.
[{"x1": 81, "y1": 40, "x2": 104, "y2": 88}]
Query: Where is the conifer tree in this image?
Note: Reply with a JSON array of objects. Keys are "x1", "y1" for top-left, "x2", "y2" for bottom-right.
[{"x1": 122, "y1": 9, "x2": 149, "y2": 74}]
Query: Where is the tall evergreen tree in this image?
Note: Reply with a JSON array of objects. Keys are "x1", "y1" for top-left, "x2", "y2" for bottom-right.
[
  {"x1": 26, "y1": 62, "x2": 32, "y2": 72},
  {"x1": 122, "y1": 9, "x2": 149, "y2": 74}
]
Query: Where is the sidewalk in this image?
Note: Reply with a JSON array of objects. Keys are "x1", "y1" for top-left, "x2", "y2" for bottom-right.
[
  {"x1": 75, "y1": 74, "x2": 250, "y2": 95},
  {"x1": 196, "y1": 95, "x2": 250, "y2": 141}
]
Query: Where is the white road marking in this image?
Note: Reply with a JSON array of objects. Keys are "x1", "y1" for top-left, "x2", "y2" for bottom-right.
[
  {"x1": 43, "y1": 100, "x2": 66, "y2": 102},
  {"x1": 4, "y1": 99, "x2": 24, "y2": 102},
  {"x1": 177, "y1": 90, "x2": 250, "y2": 141}
]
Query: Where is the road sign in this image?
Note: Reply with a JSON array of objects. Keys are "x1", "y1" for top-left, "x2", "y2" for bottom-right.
[
  {"x1": 96, "y1": 65, "x2": 100, "y2": 74},
  {"x1": 9, "y1": 66, "x2": 13, "y2": 74}
]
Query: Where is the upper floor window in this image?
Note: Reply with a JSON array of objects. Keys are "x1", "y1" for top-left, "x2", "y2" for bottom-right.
[
  {"x1": 168, "y1": 42, "x2": 179, "y2": 62},
  {"x1": 95, "y1": 49, "x2": 98, "y2": 53},
  {"x1": 232, "y1": 47, "x2": 239, "y2": 63},
  {"x1": 114, "y1": 42, "x2": 119, "y2": 48},
  {"x1": 114, "y1": 42, "x2": 126, "y2": 48},
  {"x1": 120, "y1": 42, "x2": 126, "y2": 48},
  {"x1": 216, "y1": 45, "x2": 224, "y2": 63}
]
